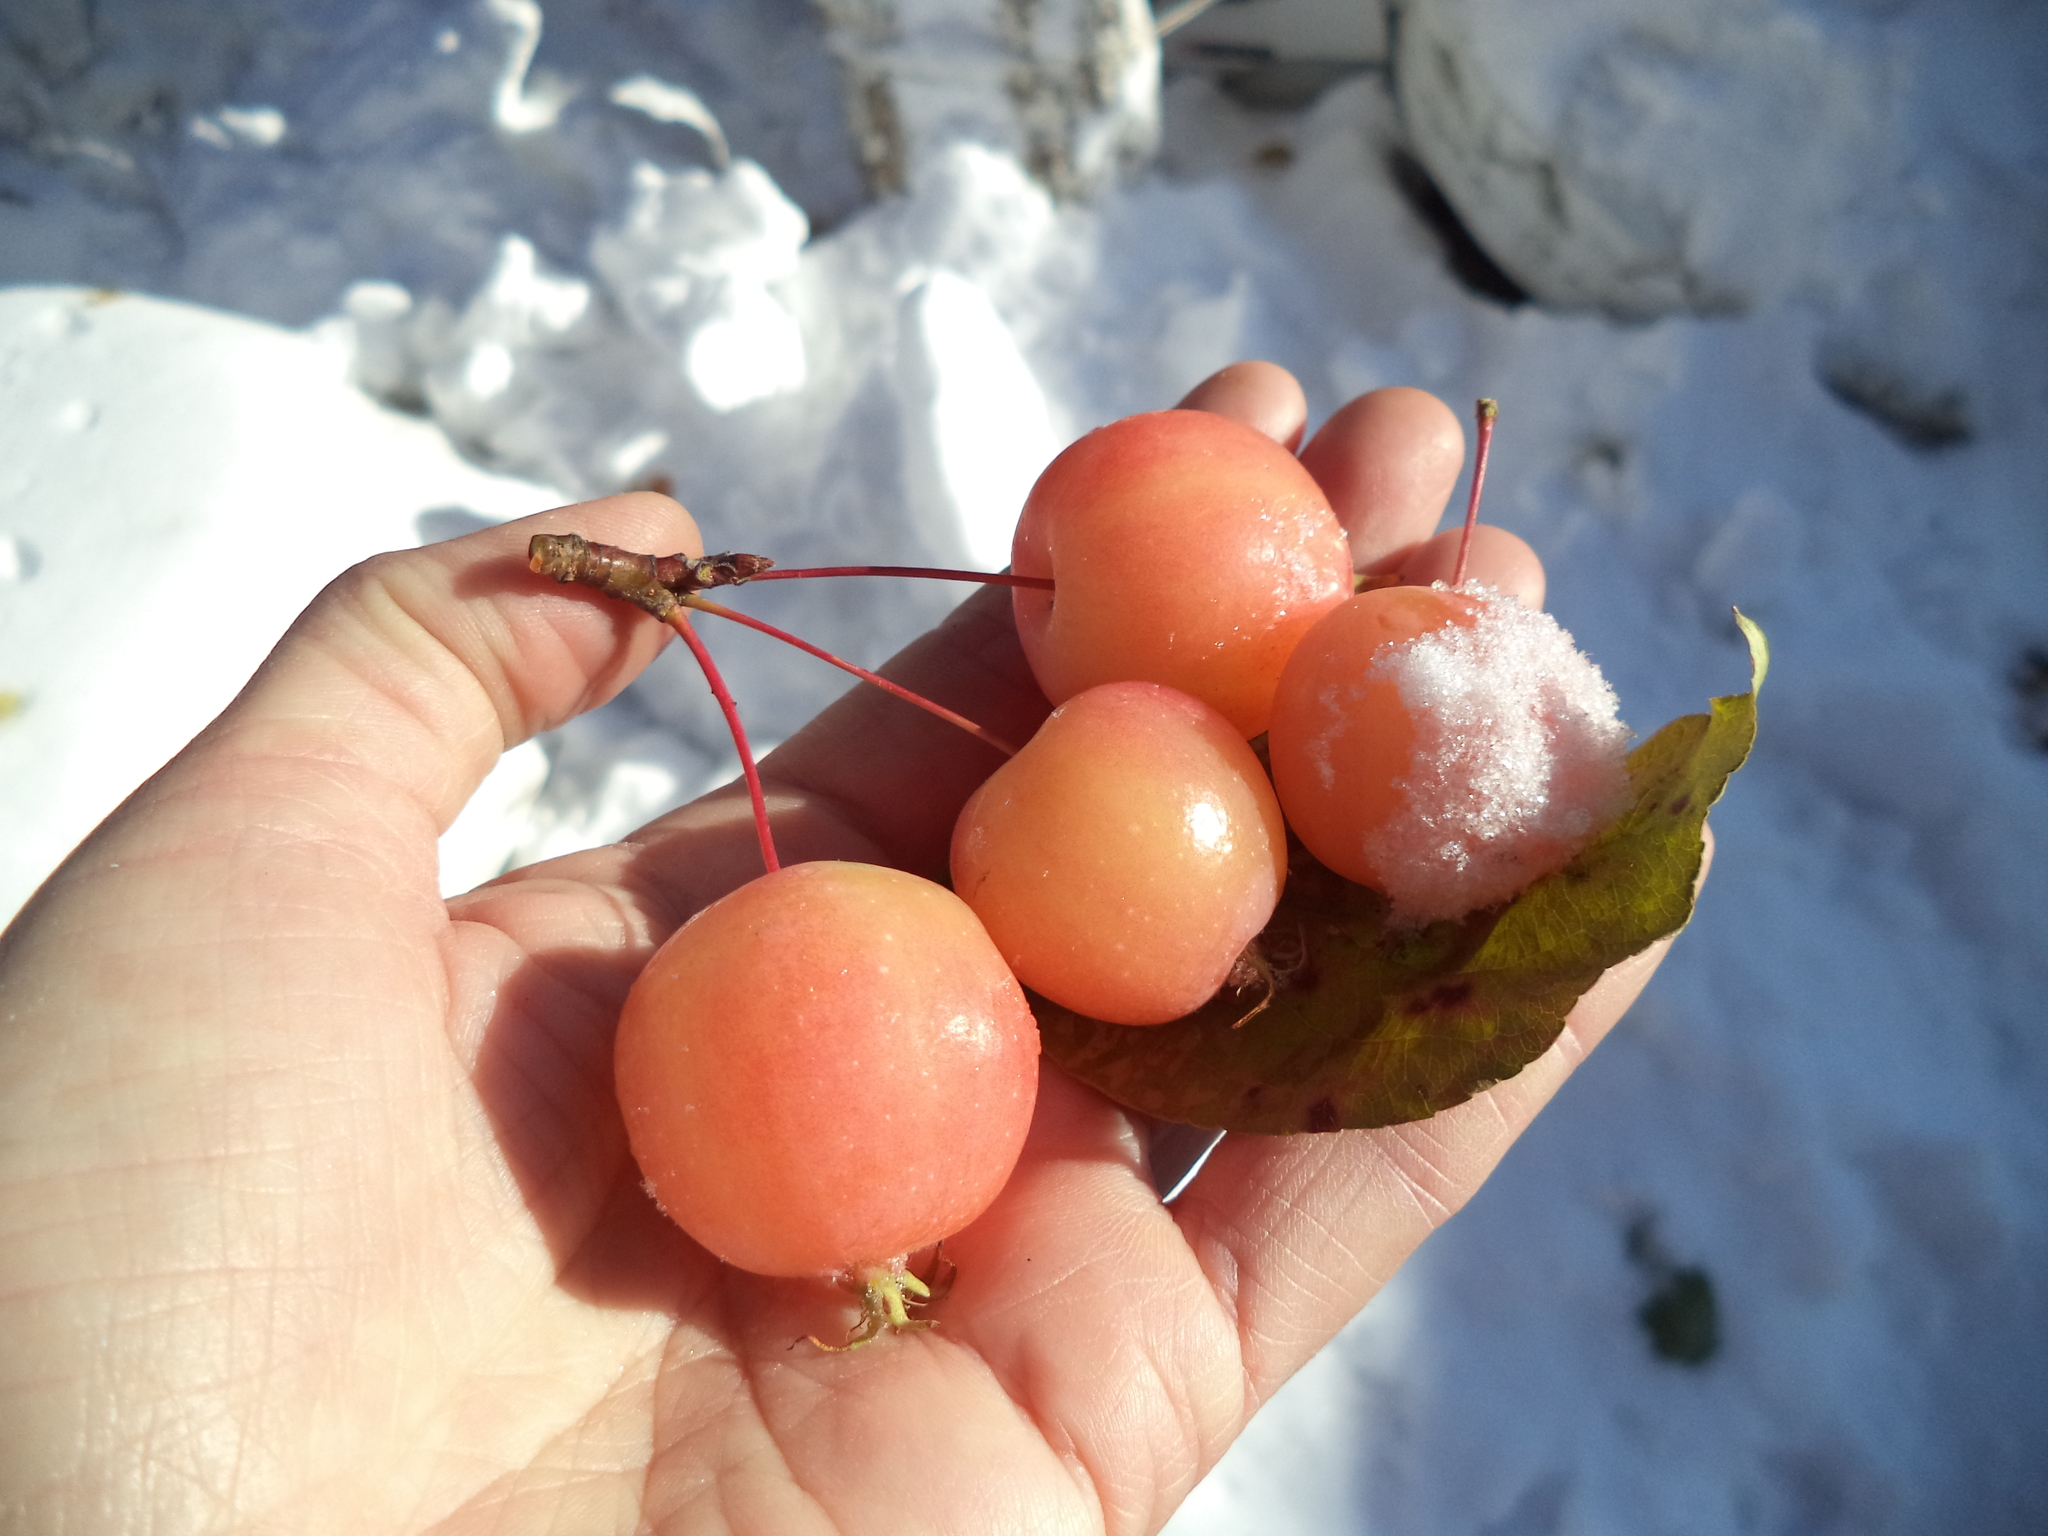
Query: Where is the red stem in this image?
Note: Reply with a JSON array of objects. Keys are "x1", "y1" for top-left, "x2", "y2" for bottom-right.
[
  {"x1": 666, "y1": 609, "x2": 780, "y2": 875},
  {"x1": 1451, "y1": 398, "x2": 1499, "y2": 589},
  {"x1": 746, "y1": 565, "x2": 1053, "y2": 590},
  {"x1": 679, "y1": 593, "x2": 1019, "y2": 757}
]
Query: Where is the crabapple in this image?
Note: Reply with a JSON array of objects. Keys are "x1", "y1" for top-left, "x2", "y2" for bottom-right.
[
  {"x1": 1011, "y1": 409, "x2": 1353, "y2": 737},
  {"x1": 1267, "y1": 584, "x2": 1632, "y2": 925},
  {"x1": 614, "y1": 861, "x2": 1038, "y2": 1282},
  {"x1": 951, "y1": 681, "x2": 1287, "y2": 1025}
]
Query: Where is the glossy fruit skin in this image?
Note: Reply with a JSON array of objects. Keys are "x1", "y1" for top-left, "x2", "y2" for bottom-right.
[
  {"x1": 1012, "y1": 410, "x2": 1354, "y2": 738},
  {"x1": 1267, "y1": 585, "x2": 1483, "y2": 891},
  {"x1": 951, "y1": 681, "x2": 1288, "y2": 1026},
  {"x1": 614, "y1": 861, "x2": 1038, "y2": 1280}
]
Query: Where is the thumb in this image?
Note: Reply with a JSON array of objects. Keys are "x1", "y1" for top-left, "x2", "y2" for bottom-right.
[{"x1": 9, "y1": 490, "x2": 700, "y2": 939}]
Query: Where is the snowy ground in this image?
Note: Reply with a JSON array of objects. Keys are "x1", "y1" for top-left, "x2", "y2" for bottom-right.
[{"x1": 3, "y1": 0, "x2": 2046, "y2": 1529}]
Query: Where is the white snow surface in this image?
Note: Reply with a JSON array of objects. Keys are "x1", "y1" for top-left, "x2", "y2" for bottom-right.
[
  {"x1": 1361, "y1": 586, "x2": 1632, "y2": 924},
  {"x1": 3, "y1": 0, "x2": 2046, "y2": 1530}
]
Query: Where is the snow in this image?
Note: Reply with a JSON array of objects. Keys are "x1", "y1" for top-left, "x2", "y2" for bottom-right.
[
  {"x1": 3, "y1": 0, "x2": 2046, "y2": 1528},
  {"x1": 1361, "y1": 586, "x2": 1632, "y2": 924},
  {"x1": 1396, "y1": 0, "x2": 1903, "y2": 318}
]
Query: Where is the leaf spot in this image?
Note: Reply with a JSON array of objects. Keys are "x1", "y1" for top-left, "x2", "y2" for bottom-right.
[
  {"x1": 1305, "y1": 1097, "x2": 1340, "y2": 1134},
  {"x1": 1408, "y1": 980, "x2": 1475, "y2": 1015}
]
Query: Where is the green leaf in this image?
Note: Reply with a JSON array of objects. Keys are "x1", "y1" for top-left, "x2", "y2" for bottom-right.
[{"x1": 1036, "y1": 614, "x2": 1768, "y2": 1134}]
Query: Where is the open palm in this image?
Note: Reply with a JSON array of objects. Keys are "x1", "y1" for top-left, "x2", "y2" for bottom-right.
[{"x1": 0, "y1": 365, "x2": 1681, "y2": 1534}]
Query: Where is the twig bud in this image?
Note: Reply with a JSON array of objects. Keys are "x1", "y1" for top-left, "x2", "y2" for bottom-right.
[{"x1": 527, "y1": 533, "x2": 777, "y2": 619}]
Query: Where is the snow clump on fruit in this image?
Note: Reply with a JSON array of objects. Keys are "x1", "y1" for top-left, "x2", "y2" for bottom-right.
[{"x1": 1363, "y1": 588, "x2": 1632, "y2": 924}]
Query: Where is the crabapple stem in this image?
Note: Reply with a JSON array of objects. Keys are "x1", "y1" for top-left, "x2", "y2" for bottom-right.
[
  {"x1": 530, "y1": 529, "x2": 1017, "y2": 796},
  {"x1": 677, "y1": 593, "x2": 1019, "y2": 758},
  {"x1": 665, "y1": 608, "x2": 780, "y2": 875},
  {"x1": 749, "y1": 565, "x2": 1054, "y2": 590},
  {"x1": 528, "y1": 535, "x2": 1054, "y2": 599},
  {"x1": 529, "y1": 533, "x2": 773, "y2": 604},
  {"x1": 1451, "y1": 398, "x2": 1499, "y2": 589}
]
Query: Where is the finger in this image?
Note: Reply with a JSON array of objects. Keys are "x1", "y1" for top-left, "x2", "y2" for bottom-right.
[
  {"x1": 1171, "y1": 826, "x2": 1713, "y2": 1402},
  {"x1": 281, "y1": 492, "x2": 703, "y2": 830},
  {"x1": 1174, "y1": 360, "x2": 1308, "y2": 449},
  {"x1": 1391, "y1": 523, "x2": 1547, "y2": 608},
  {"x1": 1299, "y1": 386, "x2": 1466, "y2": 568},
  {"x1": 14, "y1": 492, "x2": 699, "y2": 938},
  {"x1": 221, "y1": 490, "x2": 699, "y2": 822}
]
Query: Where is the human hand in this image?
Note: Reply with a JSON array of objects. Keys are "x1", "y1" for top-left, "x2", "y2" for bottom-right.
[{"x1": 0, "y1": 363, "x2": 1688, "y2": 1534}]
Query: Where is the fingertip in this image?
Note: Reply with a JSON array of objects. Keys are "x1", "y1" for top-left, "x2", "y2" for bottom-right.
[
  {"x1": 418, "y1": 492, "x2": 707, "y2": 618},
  {"x1": 504, "y1": 490, "x2": 705, "y2": 563},
  {"x1": 259, "y1": 490, "x2": 712, "y2": 831},
  {"x1": 1391, "y1": 524, "x2": 1546, "y2": 608},
  {"x1": 1300, "y1": 387, "x2": 1466, "y2": 568},
  {"x1": 1175, "y1": 361, "x2": 1308, "y2": 450}
]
